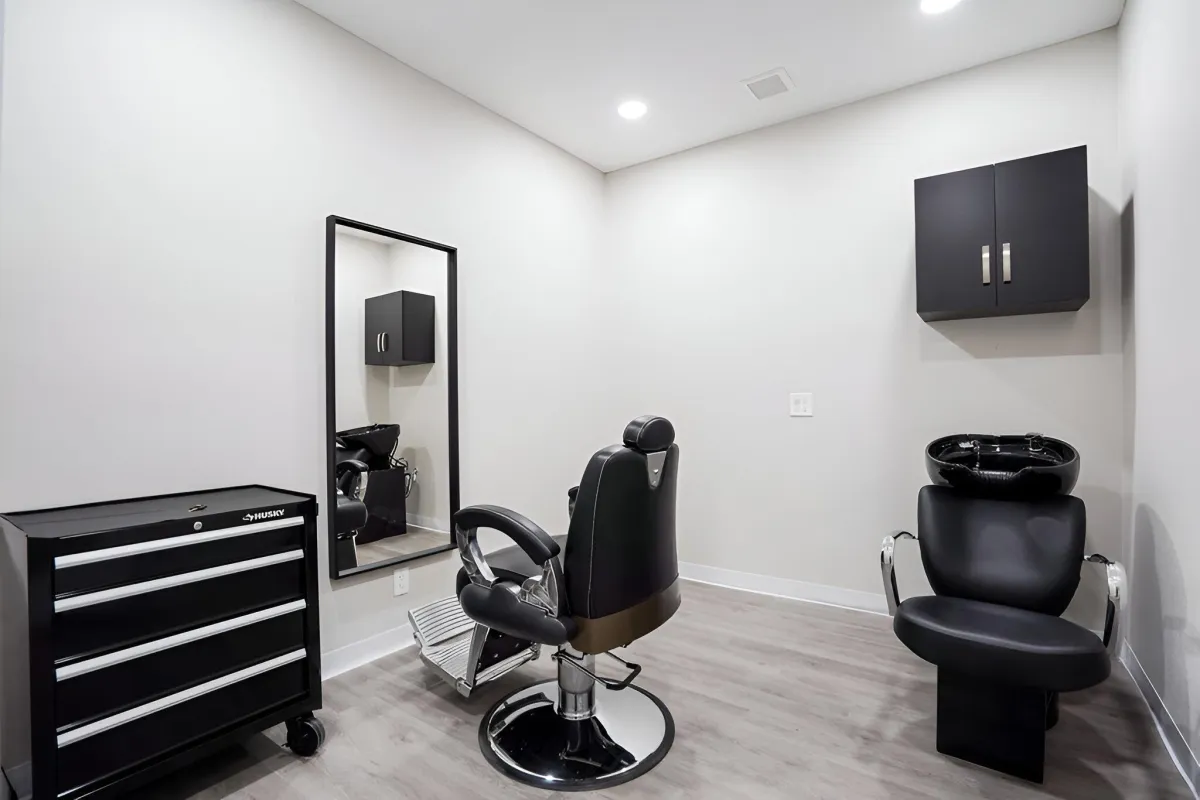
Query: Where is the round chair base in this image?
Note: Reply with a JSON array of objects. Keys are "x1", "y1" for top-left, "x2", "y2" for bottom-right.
[{"x1": 478, "y1": 679, "x2": 674, "y2": 791}]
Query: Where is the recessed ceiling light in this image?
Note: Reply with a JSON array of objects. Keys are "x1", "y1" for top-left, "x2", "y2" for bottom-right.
[
  {"x1": 617, "y1": 100, "x2": 648, "y2": 120},
  {"x1": 921, "y1": 0, "x2": 963, "y2": 14}
]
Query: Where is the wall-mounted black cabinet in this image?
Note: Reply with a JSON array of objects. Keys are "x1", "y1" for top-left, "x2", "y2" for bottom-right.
[
  {"x1": 364, "y1": 290, "x2": 435, "y2": 366},
  {"x1": 915, "y1": 145, "x2": 1089, "y2": 322}
]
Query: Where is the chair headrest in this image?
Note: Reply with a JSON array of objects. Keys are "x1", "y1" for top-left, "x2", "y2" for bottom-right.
[{"x1": 622, "y1": 416, "x2": 675, "y2": 453}]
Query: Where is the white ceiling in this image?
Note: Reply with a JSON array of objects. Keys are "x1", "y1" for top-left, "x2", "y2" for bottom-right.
[{"x1": 295, "y1": 0, "x2": 1125, "y2": 172}]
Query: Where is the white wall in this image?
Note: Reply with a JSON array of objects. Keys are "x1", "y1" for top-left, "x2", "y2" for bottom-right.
[
  {"x1": 1119, "y1": 0, "x2": 1200, "y2": 779},
  {"x1": 0, "y1": 0, "x2": 609, "y2": 668},
  {"x1": 0, "y1": 0, "x2": 6, "y2": 149},
  {"x1": 333, "y1": 232, "x2": 394, "y2": 434},
  {"x1": 605, "y1": 31, "x2": 1125, "y2": 625},
  {"x1": 0, "y1": 0, "x2": 1132, "y2": 679},
  {"x1": 386, "y1": 241, "x2": 452, "y2": 530}
]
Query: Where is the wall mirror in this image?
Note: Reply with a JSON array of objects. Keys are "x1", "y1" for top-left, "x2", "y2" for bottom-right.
[{"x1": 325, "y1": 215, "x2": 458, "y2": 579}]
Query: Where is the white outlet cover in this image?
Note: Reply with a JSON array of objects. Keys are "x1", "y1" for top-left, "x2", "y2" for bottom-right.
[
  {"x1": 790, "y1": 393, "x2": 813, "y2": 417},
  {"x1": 393, "y1": 568, "x2": 410, "y2": 596}
]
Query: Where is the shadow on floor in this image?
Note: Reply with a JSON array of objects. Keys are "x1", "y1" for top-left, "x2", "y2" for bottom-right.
[{"x1": 858, "y1": 667, "x2": 1182, "y2": 800}]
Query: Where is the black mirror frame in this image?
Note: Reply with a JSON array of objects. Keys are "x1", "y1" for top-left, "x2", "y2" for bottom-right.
[{"x1": 325, "y1": 215, "x2": 459, "y2": 579}]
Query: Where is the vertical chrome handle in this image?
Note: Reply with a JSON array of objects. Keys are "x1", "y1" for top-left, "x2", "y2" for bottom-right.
[
  {"x1": 981, "y1": 245, "x2": 991, "y2": 285},
  {"x1": 376, "y1": 333, "x2": 382, "y2": 353},
  {"x1": 381, "y1": 332, "x2": 388, "y2": 352},
  {"x1": 1002, "y1": 242, "x2": 1012, "y2": 283}
]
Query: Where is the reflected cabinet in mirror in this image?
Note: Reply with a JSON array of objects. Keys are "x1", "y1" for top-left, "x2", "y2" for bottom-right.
[{"x1": 326, "y1": 216, "x2": 458, "y2": 579}]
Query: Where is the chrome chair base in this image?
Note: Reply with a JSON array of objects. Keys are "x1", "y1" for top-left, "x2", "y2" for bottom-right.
[{"x1": 479, "y1": 679, "x2": 674, "y2": 791}]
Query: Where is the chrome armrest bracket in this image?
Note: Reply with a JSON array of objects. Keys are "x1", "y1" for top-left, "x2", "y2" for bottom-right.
[
  {"x1": 881, "y1": 531, "x2": 917, "y2": 617},
  {"x1": 1085, "y1": 553, "x2": 1126, "y2": 656},
  {"x1": 519, "y1": 560, "x2": 565, "y2": 617},
  {"x1": 455, "y1": 525, "x2": 497, "y2": 588}
]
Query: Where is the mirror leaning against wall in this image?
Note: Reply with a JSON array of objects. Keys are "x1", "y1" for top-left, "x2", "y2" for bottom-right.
[{"x1": 326, "y1": 216, "x2": 458, "y2": 579}]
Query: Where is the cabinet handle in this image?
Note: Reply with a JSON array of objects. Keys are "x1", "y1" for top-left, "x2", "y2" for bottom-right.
[
  {"x1": 376, "y1": 333, "x2": 382, "y2": 353},
  {"x1": 981, "y1": 245, "x2": 991, "y2": 285},
  {"x1": 1002, "y1": 242, "x2": 1012, "y2": 283},
  {"x1": 381, "y1": 332, "x2": 388, "y2": 352}
]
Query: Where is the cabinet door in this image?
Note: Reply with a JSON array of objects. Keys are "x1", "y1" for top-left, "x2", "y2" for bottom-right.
[
  {"x1": 994, "y1": 146, "x2": 1089, "y2": 313},
  {"x1": 401, "y1": 291, "x2": 435, "y2": 364},
  {"x1": 915, "y1": 165, "x2": 998, "y2": 321},
  {"x1": 364, "y1": 293, "x2": 403, "y2": 366}
]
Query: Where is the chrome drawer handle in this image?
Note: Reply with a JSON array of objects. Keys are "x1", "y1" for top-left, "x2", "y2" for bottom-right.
[
  {"x1": 54, "y1": 550, "x2": 304, "y2": 612},
  {"x1": 56, "y1": 599, "x2": 307, "y2": 681},
  {"x1": 54, "y1": 517, "x2": 303, "y2": 569},
  {"x1": 1002, "y1": 242, "x2": 1012, "y2": 283},
  {"x1": 981, "y1": 245, "x2": 991, "y2": 285},
  {"x1": 56, "y1": 649, "x2": 307, "y2": 747}
]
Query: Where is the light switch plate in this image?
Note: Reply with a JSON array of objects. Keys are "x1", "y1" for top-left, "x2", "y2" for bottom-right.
[
  {"x1": 790, "y1": 393, "x2": 813, "y2": 417},
  {"x1": 393, "y1": 568, "x2": 410, "y2": 596}
]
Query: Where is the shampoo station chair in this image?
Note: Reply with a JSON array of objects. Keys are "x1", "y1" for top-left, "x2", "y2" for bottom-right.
[
  {"x1": 408, "y1": 416, "x2": 681, "y2": 790},
  {"x1": 882, "y1": 483, "x2": 1125, "y2": 783},
  {"x1": 332, "y1": 444, "x2": 369, "y2": 569}
]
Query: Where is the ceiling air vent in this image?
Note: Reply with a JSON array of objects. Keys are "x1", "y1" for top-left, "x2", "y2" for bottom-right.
[{"x1": 742, "y1": 68, "x2": 794, "y2": 101}]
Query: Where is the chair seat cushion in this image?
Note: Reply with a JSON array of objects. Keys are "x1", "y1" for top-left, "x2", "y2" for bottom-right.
[
  {"x1": 894, "y1": 595, "x2": 1110, "y2": 692},
  {"x1": 455, "y1": 535, "x2": 567, "y2": 597}
]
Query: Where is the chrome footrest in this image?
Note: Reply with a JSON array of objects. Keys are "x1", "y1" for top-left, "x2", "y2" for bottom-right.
[
  {"x1": 408, "y1": 595, "x2": 540, "y2": 697},
  {"x1": 409, "y1": 596, "x2": 474, "y2": 650}
]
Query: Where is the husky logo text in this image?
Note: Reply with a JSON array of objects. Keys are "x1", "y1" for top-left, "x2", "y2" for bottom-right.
[{"x1": 243, "y1": 509, "x2": 287, "y2": 522}]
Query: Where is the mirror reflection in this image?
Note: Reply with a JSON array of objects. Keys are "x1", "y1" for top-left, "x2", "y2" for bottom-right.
[{"x1": 330, "y1": 221, "x2": 455, "y2": 577}]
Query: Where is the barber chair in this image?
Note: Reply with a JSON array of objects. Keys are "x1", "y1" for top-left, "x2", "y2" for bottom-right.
[
  {"x1": 408, "y1": 415, "x2": 681, "y2": 790},
  {"x1": 881, "y1": 485, "x2": 1125, "y2": 783}
]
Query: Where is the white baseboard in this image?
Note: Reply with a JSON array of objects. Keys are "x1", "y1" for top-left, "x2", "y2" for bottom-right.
[
  {"x1": 406, "y1": 513, "x2": 449, "y2": 532},
  {"x1": 679, "y1": 561, "x2": 889, "y2": 616},
  {"x1": 320, "y1": 565, "x2": 887, "y2": 681},
  {"x1": 321, "y1": 622, "x2": 415, "y2": 681},
  {"x1": 1121, "y1": 641, "x2": 1200, "y2": 798}
]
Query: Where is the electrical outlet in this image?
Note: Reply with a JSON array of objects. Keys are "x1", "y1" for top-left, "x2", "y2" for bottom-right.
[
  {"x1": 790, "y1": 393, "x2": 813, "y2": 417},
  {"x1": 393, "y1": 568, "x2": 410, "y2": 597}
]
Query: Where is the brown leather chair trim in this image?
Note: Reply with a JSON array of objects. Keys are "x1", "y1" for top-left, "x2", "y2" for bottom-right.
[{"x1": 570, "y1": 579, "x2": 681, "y2": 655}]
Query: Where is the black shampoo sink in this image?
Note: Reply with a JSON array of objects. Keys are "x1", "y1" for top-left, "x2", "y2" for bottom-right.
[{"x1": 925, "y1": 433, "x2": 1079, "y2": 498}]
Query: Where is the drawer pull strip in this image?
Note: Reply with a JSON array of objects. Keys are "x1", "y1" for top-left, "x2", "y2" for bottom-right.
[
  {"x1": 55, "y1": 517, "x2": 304, "y2": 569},
  {"x1": 57, "y1": 649, "x2": 307, "y2": 748},
  {"x1": 56, "y1": 599, "x2": 307, "y2": 681},
  {"x1": 54, "y1": 550, "x2": 304, "y2": 612}
]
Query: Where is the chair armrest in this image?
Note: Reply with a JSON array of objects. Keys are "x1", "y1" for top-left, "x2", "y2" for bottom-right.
[
  {"x1": 881, "y1": 531, "x2": 917, "y2": 617},
  {"x1": 1085, "y1": 553, "x2": 1126, "y2": 656},
  {"x1": 335, "y1": 459, "x2": 369, "y2": 498},
  {"x1": 454, "y1": 504, "x2": 567, "y2": 624},
  {"x1": 455, "y1": 505, "x2": 560, "y2": 563}
]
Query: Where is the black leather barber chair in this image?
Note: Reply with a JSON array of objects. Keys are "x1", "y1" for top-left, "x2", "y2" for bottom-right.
[
  {"x1": 408, "y1": 416, "x2": 681, "y2": 790},
  {"x1": 881, "y1": 485, "x2": 1126, "y2": 783}
]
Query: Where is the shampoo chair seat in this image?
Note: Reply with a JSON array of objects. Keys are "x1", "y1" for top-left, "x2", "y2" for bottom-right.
[
  {"x1": 881, "y1": 485, "x2": 1125, "y2": 783},
  {"x1": 894, "y1": 596, "x2": 1109, "y2": 692},
  {"x1": 335, "y1": 493, "x2": 368, "y2": 533}
]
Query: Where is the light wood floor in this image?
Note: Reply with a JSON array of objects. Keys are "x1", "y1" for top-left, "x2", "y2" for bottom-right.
[
  {"x1": 129, "y1": 581, "x2": 1190, "y2": 799},
  {"x1": 351, "y1": 527, "x2": 450, "y2": 568}
]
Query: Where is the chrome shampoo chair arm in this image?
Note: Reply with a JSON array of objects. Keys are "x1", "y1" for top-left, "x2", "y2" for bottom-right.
[
  {"x1": 881, "y1": 531, "x2": 917, "y2": 617},
  {"x1": 1084, "y1": 553, "x2": 1126, "y2": 656}
]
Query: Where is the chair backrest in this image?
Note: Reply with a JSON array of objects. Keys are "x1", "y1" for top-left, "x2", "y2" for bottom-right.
[
  {"x1": 917, "y1": 485, "x2": 1085, "y2": 616},
  {"x1": 564, "y1": 416, "x2": 680, "y2": 653}
]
